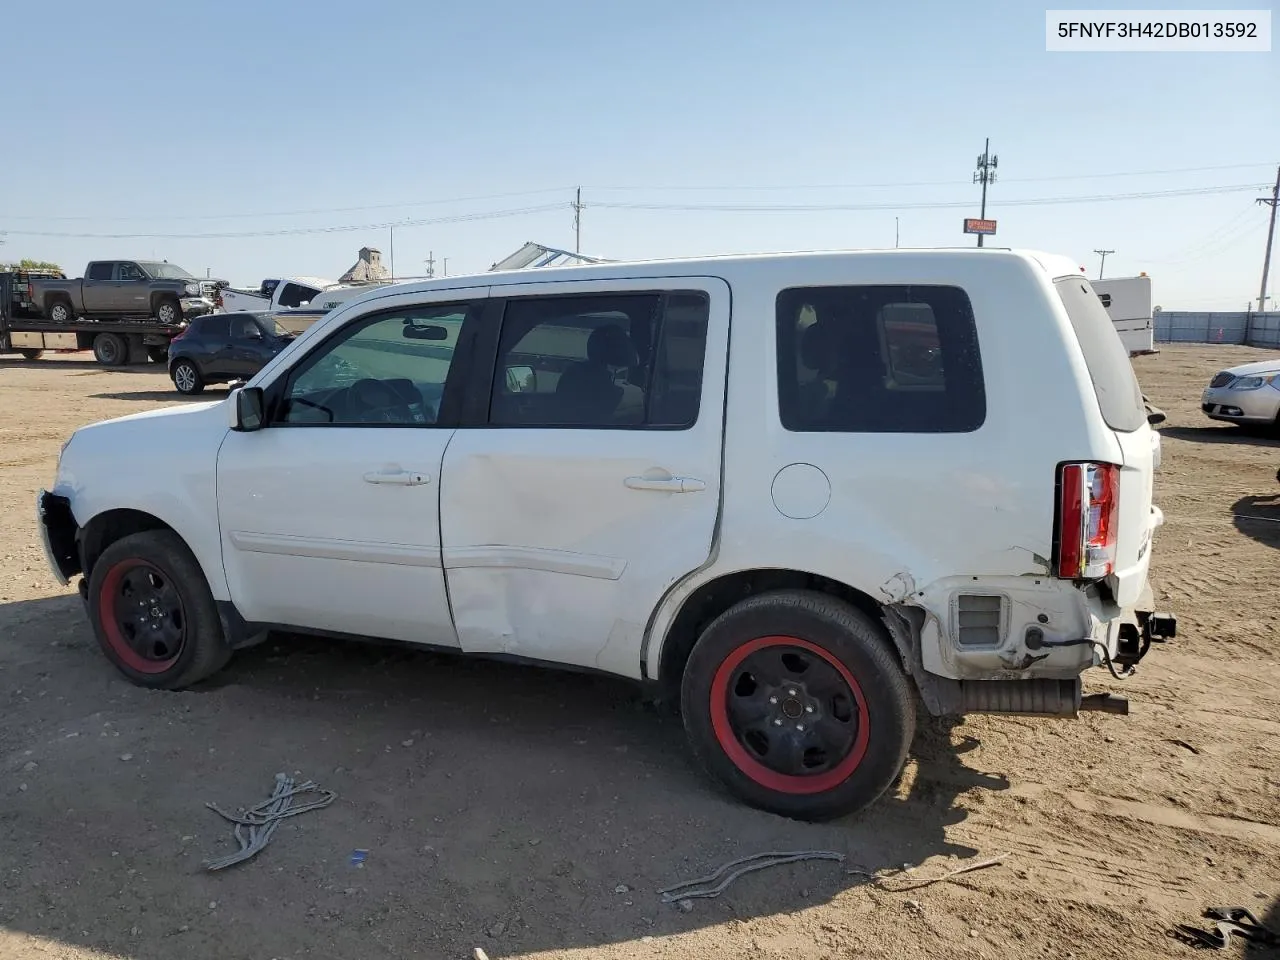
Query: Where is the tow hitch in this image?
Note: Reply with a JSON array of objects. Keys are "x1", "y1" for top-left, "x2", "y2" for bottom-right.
[{"x1": 1114, "y1": 609, "x2": 1177, "y2": 669}]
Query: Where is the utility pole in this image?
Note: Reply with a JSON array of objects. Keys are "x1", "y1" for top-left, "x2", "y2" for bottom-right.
[
  {"x1": 1257, "y1": 165, "x2": 1280, "y2": 314},
  {"x1": 1093, "y1": 249, "x2": 1114, "y2": 280},
  {"x1": 424, "y1": 251, "x2": 435, "y2": 279},
  {"x1": 389, "y1": 226, "x2": 396, "y2": 279},
  {"x1": 442, "y1": 258, "x2": 448, "y2": 277},
  {"x1": 895, "y1": 217, "x2": 900, "y2": 248},
  {"x1": 972, "y1": 139, "x2": 998, "y2": 248},
  {"x1": 572, "y1": 187, "x2": 583, "y2": 254}
]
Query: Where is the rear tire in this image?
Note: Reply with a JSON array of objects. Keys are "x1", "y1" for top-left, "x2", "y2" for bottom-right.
[
  {"x1": 171, "y1": 359, "x2": 204, "y2": 395},
  {"x1": 680, "y1": 589, "x2": 916, "y2": 821},
  {"x1": 47, "y1": 299, "x2": 73, "y2": 323},
  {"x1": 93, "y1": 332, "x2": 126, "y2": 366},
  {"x1": 154, "y1": 297, "x2": 180, "y2": 325},
  {"x1": 87, "y1": 530, "x2": 232, "y2": 689},
  {"x1": 19, "y1": 349, "x2": 43, "y2": 360}
]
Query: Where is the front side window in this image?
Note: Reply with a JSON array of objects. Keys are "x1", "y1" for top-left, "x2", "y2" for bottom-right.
[
  {"x1": 776, "y1": 284, "x2": 985, "y2": 433},
  {"x1": 116, "y1": 262, "x2": 146, "y2": 282},
  {"x1": 230, "y1": 314, "x2": 264, "y2": 340},
  {"x1": 488, "y1": 291, "x2": 709, "y2": 429},
  {"x1": 275, "y1": 303, "x2": 469, "y2": 426}
]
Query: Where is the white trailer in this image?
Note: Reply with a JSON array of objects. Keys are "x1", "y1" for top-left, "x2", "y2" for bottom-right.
[{"x1": 1090, "y1": 275, "x2": 1155, "y2": 356}]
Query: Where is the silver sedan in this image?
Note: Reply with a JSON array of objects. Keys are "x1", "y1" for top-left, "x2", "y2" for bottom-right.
[{"x1": 1201, "y1": 358, "x2": 1280, "y2": 427}]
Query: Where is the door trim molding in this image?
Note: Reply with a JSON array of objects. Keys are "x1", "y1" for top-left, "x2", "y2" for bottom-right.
[
  {"x1": 228, "y1": 530, "x2": 443, "y2": 568},
  {"x1": 443, "y1": 544, "x2": 627, "y2": 580}
]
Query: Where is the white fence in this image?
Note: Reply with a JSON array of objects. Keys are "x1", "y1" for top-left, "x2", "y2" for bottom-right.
[{"x1": 1154, "y1": 311, "x2": 1280, "y2": 349}]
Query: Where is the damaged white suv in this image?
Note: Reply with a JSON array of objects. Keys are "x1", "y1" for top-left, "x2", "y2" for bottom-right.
[{"x1": 39, "y1": 248, "x2": 1174, "y2": 820}]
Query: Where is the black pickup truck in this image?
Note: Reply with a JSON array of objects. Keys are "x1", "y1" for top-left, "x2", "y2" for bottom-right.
[{"x1": 29, "y1": 260, "x2": 225, "y2": 323}]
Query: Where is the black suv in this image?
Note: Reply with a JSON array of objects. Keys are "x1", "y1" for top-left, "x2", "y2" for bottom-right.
[{"x1": 168, "y1": 312, "x2": 294, "y2": 395}]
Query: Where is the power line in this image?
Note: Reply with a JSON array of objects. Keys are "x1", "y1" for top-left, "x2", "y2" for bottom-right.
[
  {"x1": 1, "y1": 182, "x2": 1265, "y2": 241},
  {"x1": 4, "y1": 162, "x2": 1274, "y2": 225},
  {"x1": 582, "y1": 162, "x2": 1275, "y2": 192},
  {"x1": 0, "y1": 203, "x2": 567, "y2": 240},
  {"x1": 588, "y1": 183, "x2": 1261, "y2": 214},
  {"x1": 0, "y1": 187, "x2": 575, "y2": 223}
]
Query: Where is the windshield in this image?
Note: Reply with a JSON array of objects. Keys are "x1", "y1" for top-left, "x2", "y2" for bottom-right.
[
  {"x1": 1054, "y1": 276, "x2": 1146, "y2": 433},
  {"x1": 138, "y1": 262, "x2": 195, "y2": 280}
]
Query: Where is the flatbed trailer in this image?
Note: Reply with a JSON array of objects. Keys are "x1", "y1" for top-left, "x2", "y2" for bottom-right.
[{"x1": 0, "y1": 272, "x2": 187, "y2": 366}]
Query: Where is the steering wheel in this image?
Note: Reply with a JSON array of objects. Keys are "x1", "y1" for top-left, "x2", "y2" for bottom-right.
[{"x1": 347, "y1": 378, "x2": 415, "y2": 423}]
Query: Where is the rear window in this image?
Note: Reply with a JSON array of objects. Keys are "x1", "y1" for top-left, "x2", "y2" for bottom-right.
[
  {"x1": 776, "y1": 284, "x2": 985, "y2": 433},
  {"x1": 1053, "y1": 277, "x2": 1145, "y2": 433}
]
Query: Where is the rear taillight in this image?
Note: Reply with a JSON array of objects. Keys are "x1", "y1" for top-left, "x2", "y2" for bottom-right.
[
  {"x1": 1056, "y1": 462, "x2": 1120, "y2": 580},
  {"x1": 170, "y1": 326, "x2": 189, "y2": 342}
]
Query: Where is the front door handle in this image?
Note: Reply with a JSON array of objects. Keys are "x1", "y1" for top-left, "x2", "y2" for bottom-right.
[
  {"x1": 624, "y1": 475, "x2": 706, "y2": 493},
  {"x1": 363, "y1": 470, "x2": 430, "y2": 486}
]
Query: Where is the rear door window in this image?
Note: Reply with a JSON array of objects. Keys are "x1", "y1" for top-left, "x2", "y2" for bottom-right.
[
  {"x1": 1053, "y1": 277, "x2": 1145, "y2": 433},
  {"x1": 776, "y1": 284, "x2": 985, "y2": 433}
]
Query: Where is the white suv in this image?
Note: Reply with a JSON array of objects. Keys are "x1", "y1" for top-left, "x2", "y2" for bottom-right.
[{"x1": 38, "y1": 248, "x2": 1174, "y2": 820}]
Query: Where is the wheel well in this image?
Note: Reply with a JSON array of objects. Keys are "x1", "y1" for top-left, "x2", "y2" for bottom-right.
[
  {"x1": 657, "y1": 569, "x2": 888, "y2": 693},
  {"x1": 152, "y1": 291, "x2": 179, "y2": 309},
  {"x1": 79, "y1": 509, "x2": 175, "y2": 580}
]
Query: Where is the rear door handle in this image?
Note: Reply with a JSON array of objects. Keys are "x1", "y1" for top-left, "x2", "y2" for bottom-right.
[
  {"x1": 363, "y1": 470, "x2": 430, "y2": 486},
  {"x1": 624, "y1": 475, "x2": 706, "y2": 493}
]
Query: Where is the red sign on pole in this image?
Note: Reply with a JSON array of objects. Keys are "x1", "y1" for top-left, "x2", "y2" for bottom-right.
[{"x1": 963, "y1": 218, "x2": 998, "y2": 235}]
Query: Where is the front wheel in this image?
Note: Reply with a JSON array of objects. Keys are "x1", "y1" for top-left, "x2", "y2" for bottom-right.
[
  {"x1": 171, "y1": 359, "x2": 204, "y2": 395},
  {"x1": 86, "y1": 530, "x2": 232, "y2": 689},
  {"x1": 20, "y1": 349, "x2": 44, "y2": 360},
  {"x1": 680, "y1": 590, "x2": 916, "y2": 821},
  {"x1": 154, "y1": 297, "x2": 180, "y2": 324}
]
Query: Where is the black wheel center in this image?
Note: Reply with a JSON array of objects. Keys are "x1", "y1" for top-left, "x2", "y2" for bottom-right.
[
  {"x1": 723, "y1": 643, "x2": 862, "y2": 778},
  {"x1": 111, "y1": 563, "x2": 187, "y2": 662}
]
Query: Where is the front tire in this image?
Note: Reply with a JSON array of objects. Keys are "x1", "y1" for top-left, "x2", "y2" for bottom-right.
[
  {"x1": 680, "y1": 590, "x2": 916, "y2": 821},
  {"x1": 171, "y1": 359, "x2": 204, "y2": 395},
  {"x1": 87, "y1": 530, "x2": 232, "y2": 689},
  {"x1": 154, "y1": 297, "x2": 180, "y2": 324},
  {"x1": 20, "y1": 349, "x2": 43, "y2": 360}
]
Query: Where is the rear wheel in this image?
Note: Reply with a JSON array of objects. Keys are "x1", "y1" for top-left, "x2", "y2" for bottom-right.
[
  {"x1": 87, "y1": 530, "x2": 232, "y2": 689},
  {"x1": 47, "y1": 299, "x2": 73, "y2": 323},
  {"x1": 19, "y1": 349, "x2": 43, "y2": 360},
  {"x1": 171, "y1": 359, "x2": 204, "y2": 395},
  {"x1": 92, "y1": 332, "x2": 126, "y2": 366},
  {"x1": 680, "y1": 590, "x2": 915, "y2": 821}
]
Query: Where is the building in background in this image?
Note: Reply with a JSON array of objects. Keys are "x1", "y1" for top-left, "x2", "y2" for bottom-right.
[{"x1": 340, "y1": 247, "x2": 389, "y2": 283}]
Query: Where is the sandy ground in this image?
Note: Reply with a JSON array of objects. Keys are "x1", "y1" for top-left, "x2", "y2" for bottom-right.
[{"x1": 0, "y1": 344, "x2": 1277, "y2": 960}]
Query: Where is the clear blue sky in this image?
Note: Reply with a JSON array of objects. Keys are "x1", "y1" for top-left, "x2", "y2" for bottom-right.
[{"x1": 5, "y1": 0, "x2": 1278, "y2": 308}]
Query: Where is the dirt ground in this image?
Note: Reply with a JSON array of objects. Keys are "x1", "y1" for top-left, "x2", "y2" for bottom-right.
[{"x1": 1, "y1": 344, "x2": 1277, "y2": 960}]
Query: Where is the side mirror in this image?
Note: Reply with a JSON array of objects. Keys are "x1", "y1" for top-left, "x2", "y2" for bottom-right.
[
  {"x1": 505, "y1": 364, "x2": 536, "y2": 394},
  {"x1": 229, "y1": 386, "x2": 265, "y2": 432}
]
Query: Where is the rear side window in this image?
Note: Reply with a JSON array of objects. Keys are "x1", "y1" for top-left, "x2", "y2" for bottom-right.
[
  {"x1": 88, "y1": 263, "x2": 114, "y2": 281},
  {"x1": 776, "y1": 285, "x2": 985, "y2": 433},
  {"x1": 1053, "y1": 278, "x2": 1145, "y2": 433},
  {"x1": 197, "y1": 316, "x2": 230, "y2": 339}
]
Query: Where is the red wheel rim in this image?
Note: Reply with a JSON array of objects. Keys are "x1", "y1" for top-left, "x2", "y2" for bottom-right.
[
  {"x1": 99, "y1": 559, "x2": 187, "y2": 674},
  {"x1": 709, "y1": 635, "x2": 870, "y2": 795}
]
